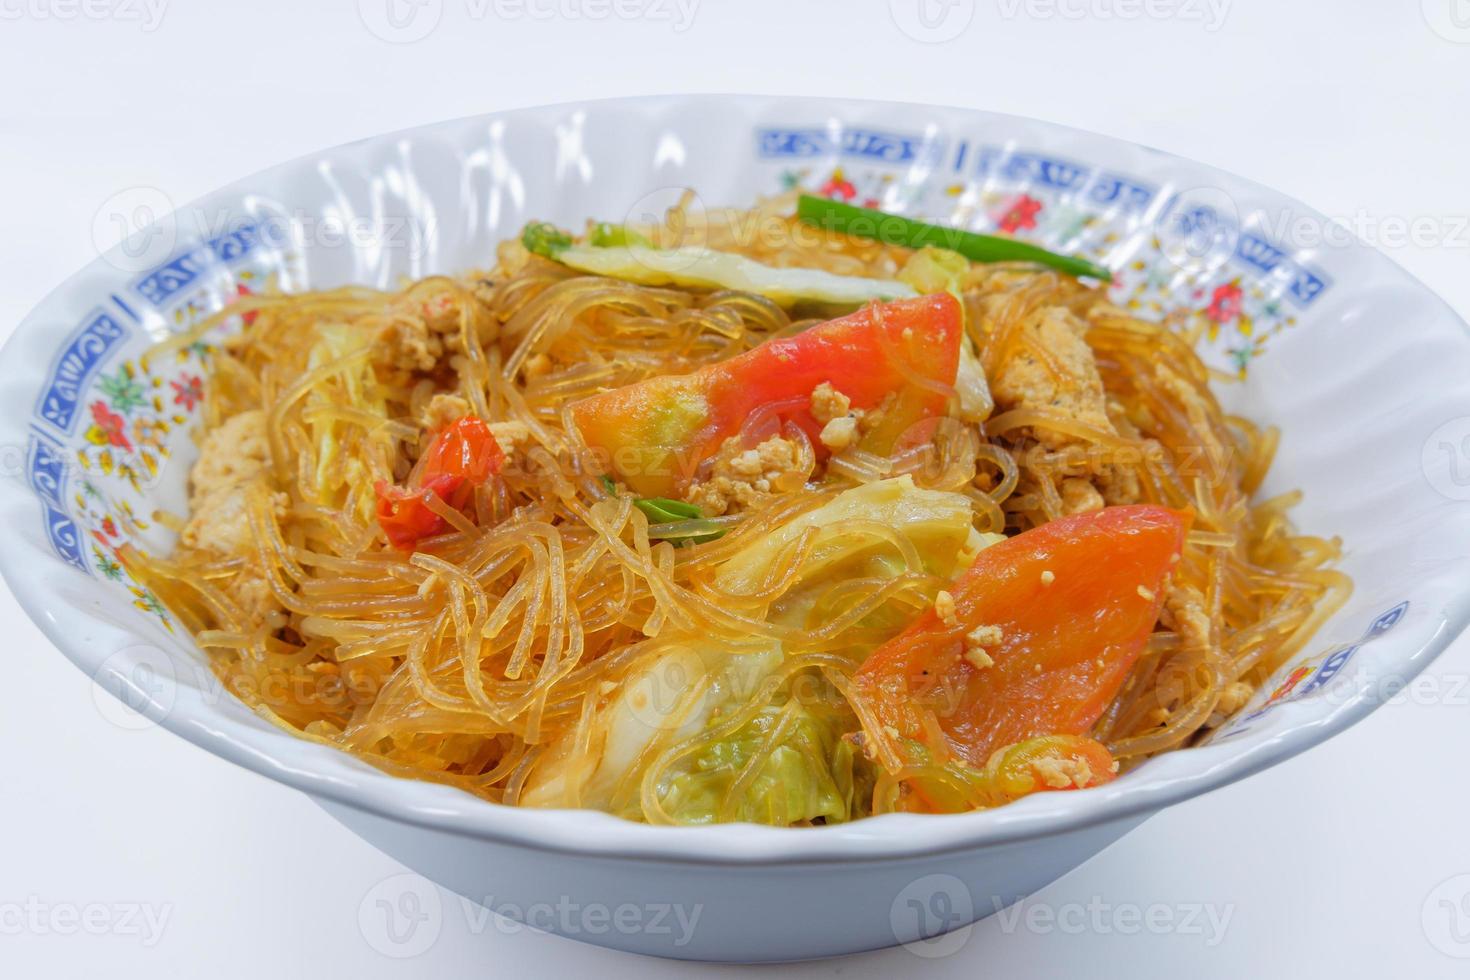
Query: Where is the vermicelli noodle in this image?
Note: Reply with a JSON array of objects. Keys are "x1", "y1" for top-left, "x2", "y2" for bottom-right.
[{"x1": 123, "y1": 196, "x2": 1347, "y2": 823}]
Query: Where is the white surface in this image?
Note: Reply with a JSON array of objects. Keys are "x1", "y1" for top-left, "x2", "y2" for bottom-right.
[{"x1": 1, "y1": 0, "x2": 1467, "y2": 975}]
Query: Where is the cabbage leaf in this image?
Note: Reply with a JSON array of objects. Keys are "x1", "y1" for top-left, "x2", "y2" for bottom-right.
[
  {"x1": 521, "y1": 477, "x2": 1002, "y2": 823},
  {"x1": 522, "y1": 222, "x2": 916, "y2": 307}
]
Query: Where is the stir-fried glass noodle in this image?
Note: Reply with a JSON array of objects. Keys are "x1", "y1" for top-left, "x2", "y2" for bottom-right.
[{"x1": 124, "y1": 193, "x2": 1349, "y2": 825}]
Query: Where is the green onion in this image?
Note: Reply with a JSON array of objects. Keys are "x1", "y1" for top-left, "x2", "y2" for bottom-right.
[
  {"x1": 522, "y1": 222, "x2": 573, "y2": 257},
  {"x1": 796, "y1": 194, "x2": 1112, "y2": 282},
  {"x1": 598, "y1": 475, "x2": 723, "y2": 544},
  {"x1": 632, "y1": 496, "x2": 703, "y2": 523}
]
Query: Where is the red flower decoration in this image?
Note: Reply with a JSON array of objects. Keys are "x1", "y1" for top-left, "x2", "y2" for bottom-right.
[
  {"x1": 1268, "y1": 664, "x2": 1313, "y2": 704},
  {"x1": 235, "y1": 283, "x2": 258, "y2": 326},
  {"x1": 90, "y1": 401, "x2": 132, "y2": 451},
  {"x1": 171, "y1": 374, "x2": 204, "y2": 411},
  {"x1": 819, "y1": 172, "x2": 857, "y2": 201},
  {"x1": 1205, "y1": 281, "x2": 1244, "y2": 324},
  {"x1": 998, "y1": 195, "x2": 1043, "y2": 234},
  {"x1": 100, "y1": 516, "x2": 119, "y2": 538}
]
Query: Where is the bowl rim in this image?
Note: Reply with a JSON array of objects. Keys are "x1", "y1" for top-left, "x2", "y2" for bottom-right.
[{"x1": 4, "y1": 93, "x2": 1469, "y2": 866}]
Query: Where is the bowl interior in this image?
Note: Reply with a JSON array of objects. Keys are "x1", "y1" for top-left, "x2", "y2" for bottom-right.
[{"x1": 4, "y1": 95, "x2": 1469, "y2": 862}]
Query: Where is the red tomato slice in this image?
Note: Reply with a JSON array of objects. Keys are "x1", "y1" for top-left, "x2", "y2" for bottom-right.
[
  {"x1": 568, "y1": 293, "x2": 962, "y2": 498},
  {"x1": 855, "y1": 505, "x2": 1190, "y2": 768},
  {"x1": 375, "y1": 416, "x2": 503, "y2": 550}
]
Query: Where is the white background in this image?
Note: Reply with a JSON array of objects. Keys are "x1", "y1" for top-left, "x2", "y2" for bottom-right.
[{"x1": 2, "y1": 0, "x2": 1469, "y2": 976}]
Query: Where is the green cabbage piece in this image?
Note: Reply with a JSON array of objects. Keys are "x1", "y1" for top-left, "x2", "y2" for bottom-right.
[
  {"x1": 588, "y1": 222, "x2": 653, "y2": 249},
  {"x1": 305, "y1": 323, "x2": 385, "y2": 523},
  {"x1": 898, "y1": 244, "x2": 970, "y2": 300},
  {"x1": 520, "y1": 221, "x2": 916, "y2": 307},
  {"x1": 657, "y1": 705, "x2": 859, "y2": 826},
  {"x1": 715, "y1": 475, "x2": 1002, "y2": 628},
  {"x1": 520, "y1": 477, "x2": 998, "y2": 824}
]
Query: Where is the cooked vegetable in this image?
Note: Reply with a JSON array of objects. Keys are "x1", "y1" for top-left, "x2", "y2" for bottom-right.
[
  {"x1": 374, "y1": 416, "x2": 504, "y2": 550},
  {"x1": 657, "y1": 704, "x2": 857, "y2": 825},
  {"x1": 855, "y1": 505, "x2": 1190, "y2": 767},
  {"x1": 520, "y1": 638, "x2": 786, "y2": 813},
  {"x1": 887, "y1": 734, "x2": 1119, "y2": 814},
  {"x1": 600, "y1": 475, "x2": 724, "y2": 544},
  {"x1": 522, "y1": 222, "x2": 916, "y2": 307},
  {"x1": 588, "y1": 222, "x2": 653, "y2": 249},
  {"x1": 897, "y1": 244, "x2": 971, "y2": 298},
  {"x1": 714, "y1": 475, "x2": 1002, "y2": 620},
  {"x1": 304, "y1": 323, "x2": 389, "y2": 524},
  {"x1": 521, "y1": 478, "x2": 991, "y2": 822},
  {"x1": 570, "y1": 293, "x2": 963, "y2": 498},
  {"x1": 630, "y1": 495, "x2": 701, "y2": 524},
  {"x1": 984, "y1": 734, "x2": 1117, "y2": 797},
  {"x1": 141, "y1": 191, "x2": 1347, "y2": 829},
  {"x1": 797, "y1": 193, "x2": 1112, "y2": 281},
  {"x1": 897, "y1": 247, "x2": 992, "y2": 422}
]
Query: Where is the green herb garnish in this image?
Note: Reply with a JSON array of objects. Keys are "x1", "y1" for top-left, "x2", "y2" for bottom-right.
[
  {"x1": 522, "y1": 222, "x2": 573, "y2": 258},
  {"x1": 598, "y1": 475, "x2": 723, "y2": 544},
  {"x1": 796, "y1": 194, "x2": 1111, "y2": 282}
]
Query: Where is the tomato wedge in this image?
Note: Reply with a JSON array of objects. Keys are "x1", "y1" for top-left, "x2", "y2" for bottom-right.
[
  {"x1": 568, "y1": 293, "x2": 962, "y2": 498},
  {"x1": 375, "y1": 416, "x2": 504, "y2": 550},
  {"x1": 855, "y1": 505, "x2": 1190, "y2": 768}
]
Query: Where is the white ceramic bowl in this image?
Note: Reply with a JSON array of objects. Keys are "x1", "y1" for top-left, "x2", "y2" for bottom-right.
[{"x1": 4, "y1": 96, "x2": 1469, "y2": 962}]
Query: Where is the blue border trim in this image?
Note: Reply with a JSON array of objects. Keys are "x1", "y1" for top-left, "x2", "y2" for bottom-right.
[
  {"x1": 130, "y1": 221, "x2": 263, "y2": 308},
  {"x1": 1218, "y1": 600, "x2": 1411, "y2": 739},
  {"x1": 757, "y1": 124, "x2": 1328, "y2": 304},
  {"x1": 756, "y1": 127, "x2": 942, "y2": 166},
  {"x1": 110, "y1": 293, "x2": 142, "y2": 324},
  {"x1": 42, "y1": 505, "x2": 88, "y2": 573},
  {"x1": 959, "y1": 144, "x2": 1157, "y2": 214},
  {"x1": 26, "y1": 430, "x2": 68, "y2": 510},
  {"x1": 1161, "y1": 198, "x2": 1333, "y2": 310},
  {"x1": 1234, "y1": 230, "x2": 1331, "y2": 307},
  {"x1": 33, "y1": 308, "x2": 130, "y2": 436},
  {"x1": 27, "y1": 430, "x2": 88, "y2": 574}
]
